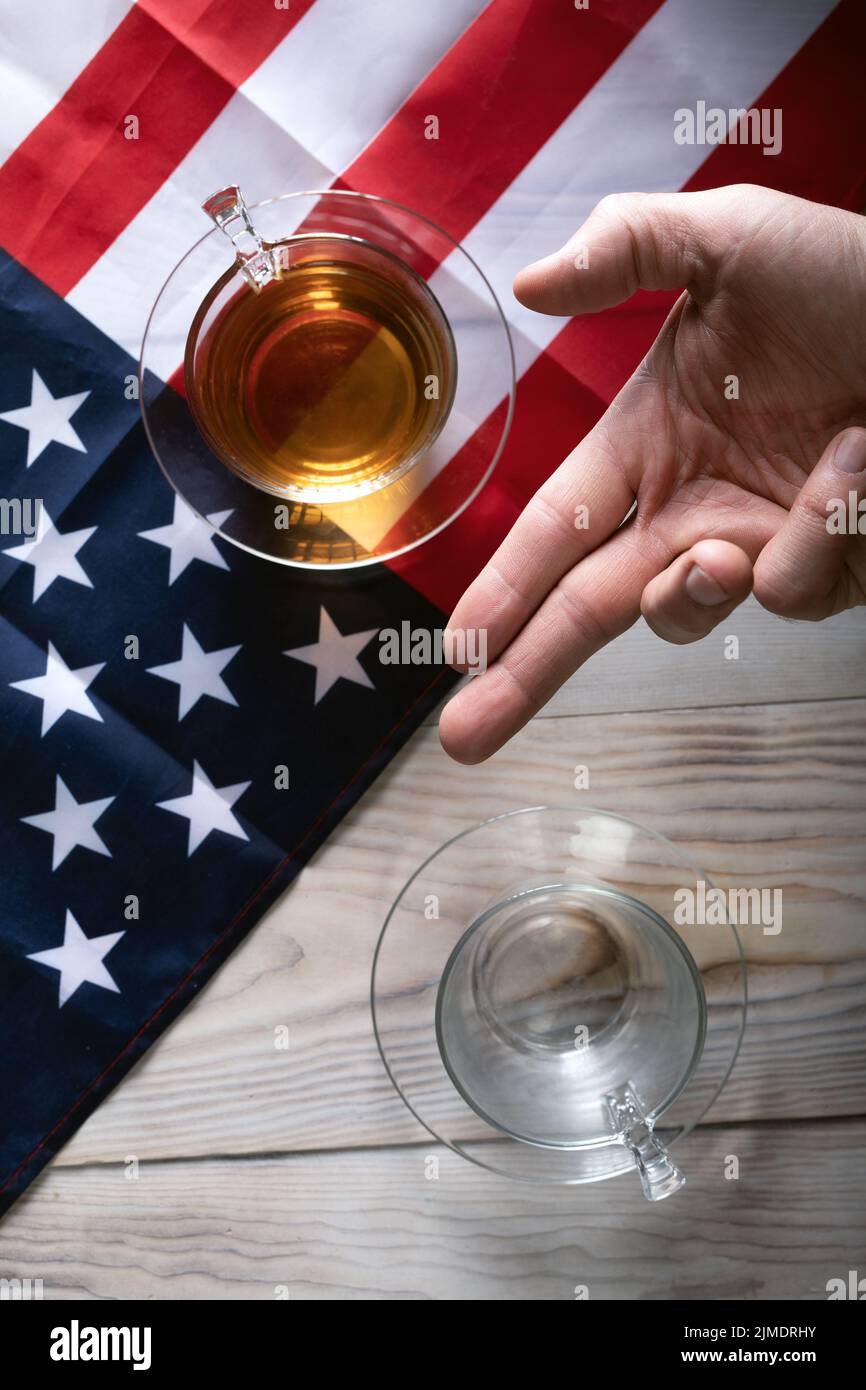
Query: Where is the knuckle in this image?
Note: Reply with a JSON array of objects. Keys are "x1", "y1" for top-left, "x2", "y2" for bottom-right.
[
  {"x1": 552, "y1": 582, "x2": 608, "y2": 650},
  {"x1": 593, "y1": 194, "x2": 648, "y2": 276},
  {"x1": 798, "y1": 485, "x2": 838, "y2": 531},
  {"x1": 752, "y1": 568, "x2": 803, "y2": 617},
  {"x1": 728, "y1": 182, "x2": 762, "y2": 202},
  {"x1": 526, "y1": 488, "x2": 579, "y2": 547},
  {"x1": 595, "y1": 191, "x2": 638, "y2": 221},
  {"x1": 494, "y1": 652, "x2": 543, "y2": 719},
  {"x1": 486, "y1": 556, "x2": 529, "y2": 610}
]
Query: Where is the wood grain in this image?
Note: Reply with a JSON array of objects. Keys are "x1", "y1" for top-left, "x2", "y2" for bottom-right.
[
  {"x1": 2, "y1": 1120, "x2": 863, "y2": 1300},
  {"x1": 46, "y1": 697, "x2": 866, "y2": 1167}
]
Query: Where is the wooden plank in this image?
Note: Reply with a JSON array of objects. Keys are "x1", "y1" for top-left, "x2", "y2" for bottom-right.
[
  {"x1": 2, "y1": 1120, "x2": 864, "y2": 1300},
  {"x1": 47, "y1": 697, "x2": 866, "y2": 1167},
  {"x1": 423, "y1": 599, "x2": 866, "y2": 722}
]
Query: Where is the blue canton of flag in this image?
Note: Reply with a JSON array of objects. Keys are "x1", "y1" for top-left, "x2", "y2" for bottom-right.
[{"x1": 0, "y1": 249, "x2": 456, "y2": 1217}]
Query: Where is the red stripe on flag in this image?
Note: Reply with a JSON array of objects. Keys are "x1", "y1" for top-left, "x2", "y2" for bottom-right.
[
  {"x1": 386, "y1": 358, "x2": 606, "y2": 613},
  {"x1": 682, "y1": 0, "x2": 866, "y2": 210},
  {"x1": 136, "y1": 0, "x2": 300, "y2": 90},
  {"x1": 391, "y1": 0, "x2": 866, "y2": 613},
  {"x1": 337, "y1": 0, "x2": 665, "y2": 245},
  {"x1": 544, "y1": 289, "x2": 677, "y2": 414},
  {"x1": 0, "y1": 1, "x2": 312, "y2": 296}
]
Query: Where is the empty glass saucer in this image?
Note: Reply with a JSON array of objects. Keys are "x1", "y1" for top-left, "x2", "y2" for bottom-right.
[{"x1": 372, "y1": 807, "x2": 747, "y2": 1197}]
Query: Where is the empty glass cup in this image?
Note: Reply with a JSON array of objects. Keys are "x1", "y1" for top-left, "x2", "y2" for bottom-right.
[{"x1": 372, "y1": 808, "x2": 747, "y2": 1198}]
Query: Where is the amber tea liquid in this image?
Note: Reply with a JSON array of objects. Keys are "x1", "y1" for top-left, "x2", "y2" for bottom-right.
[{"x1": 185, "y1": 236, "x2": 456, "y2": 502}]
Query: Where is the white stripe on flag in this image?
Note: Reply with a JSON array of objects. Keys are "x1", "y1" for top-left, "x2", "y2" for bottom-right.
[
  {"x1": 68, "y1": 97, "x2": 333, "y2": 371},
  {"x1": 0, "y1": 0, "x2": 134, "y2": 162},
  {"x1": 241, "y1": 0, "x2": 490, "y2": 174},
  {"x1": 67, "y1": 0, "x2": 489, "y2": 353}
]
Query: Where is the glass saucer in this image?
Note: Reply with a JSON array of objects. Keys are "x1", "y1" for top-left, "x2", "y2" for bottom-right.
[
  {"x1": 372, "y1": 807, "x2": 747, "y2": 1189},
  {"x1": 139, "y1": 189, "x2": 515, "y2": 569}
]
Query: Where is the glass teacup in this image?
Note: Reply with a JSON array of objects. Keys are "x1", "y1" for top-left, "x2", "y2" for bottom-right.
[
  {"x1": 140, "y1": 187, "x2": 515, "y2": 568},
  {"x1": 186, "y1": 191, "x2": 458, "y2": 504},
  {"x1": 372, "y1": 807, "x2": 746, "y2": 1198}
]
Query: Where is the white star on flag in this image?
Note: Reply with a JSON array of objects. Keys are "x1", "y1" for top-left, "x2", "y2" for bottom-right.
[
  {"x1": 138, "y1": 495, "x2": 233, "y2": 584},
  {"x1": 21, "y1": 775, "x2": 113, "y2": 870},
  {"x1": 156, "y1": 759, "x2": 250, "y2": 856},
  {"x1": 2, "y1": 505, "x2": 96, "y2": 601},
  {"x1": 284, "y1": 605, "x2": 378, "y2": 704},
  {"x1": 27, "y1": 910, "x2": 123, "y2": 1008},
  {"x1": 0, "y1": 369, "x2": 89, "y2": 467},
  {"x1": 147, "y1": 624, "x2": 240, "y2": 720},
  {"x1": 10, "y1": 641, "x2": 104, "y2": 736}
]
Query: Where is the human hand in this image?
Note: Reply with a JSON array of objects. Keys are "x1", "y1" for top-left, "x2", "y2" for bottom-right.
[{"x1": 439, "y1": 184, "x2": 866, "y2": 763}]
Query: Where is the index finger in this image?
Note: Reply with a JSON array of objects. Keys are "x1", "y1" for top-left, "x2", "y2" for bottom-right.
[
  {"x1": 440, "y1": 523, "x2": 670, "y2": 763},
  {"x1": 445, "y1": 422, "x2": 635, "y2": 665}
]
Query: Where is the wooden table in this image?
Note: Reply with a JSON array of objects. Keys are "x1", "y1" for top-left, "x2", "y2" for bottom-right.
[{"x1": 3, "y1": 598, "x2": 865, "y2": 1300}]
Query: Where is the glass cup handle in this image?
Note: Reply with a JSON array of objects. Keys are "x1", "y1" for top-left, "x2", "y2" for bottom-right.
[
  {"x1": 605, "y1": 1083, "x2": 686, "y2": 1202},
  {"x1": 202, "y1": 185, "x2": 278, "y2": 290}
]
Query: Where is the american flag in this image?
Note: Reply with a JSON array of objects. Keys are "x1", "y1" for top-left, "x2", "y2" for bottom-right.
[{"x1": 0, "y1": 0, "x2": 862, "y2": 1217}]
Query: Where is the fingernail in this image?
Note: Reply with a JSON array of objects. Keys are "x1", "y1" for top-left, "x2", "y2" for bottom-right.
[
  {"x1": 834, "y1": 431, "x2": 866, "y2": 473},
  {"x1": 685, "y1": 564, "x2": 729, "y2": 606}
]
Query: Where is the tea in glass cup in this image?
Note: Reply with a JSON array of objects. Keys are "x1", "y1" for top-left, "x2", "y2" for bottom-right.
[
  {"x1": 140, "y1": 187, "x2": 515, "y2": 569},
  {"x1": 185, "y1": 192, "x2": 456, "y2": 504}
]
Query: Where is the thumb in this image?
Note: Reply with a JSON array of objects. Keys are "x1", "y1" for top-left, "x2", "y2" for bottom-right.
[
  {"x1": 514, "y1": 188, "x2": 734, "y2": 316},
  {"x1": 641, "y1": 540, "x2": 753, "y2": 645},
  {"x1": 753, "y1": 428, "x2": 866, "y2": 620}
]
